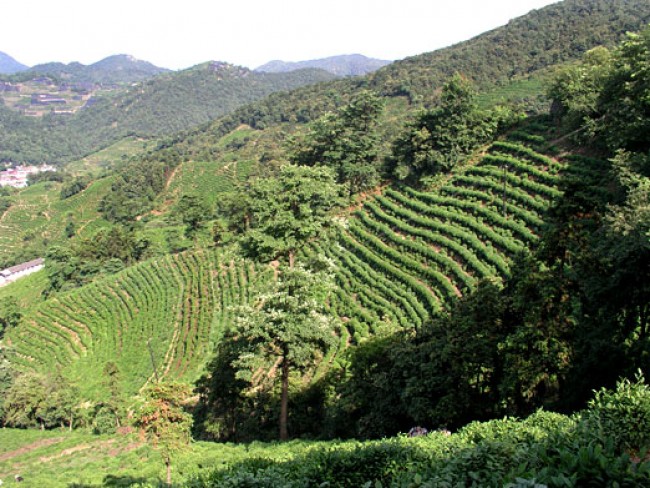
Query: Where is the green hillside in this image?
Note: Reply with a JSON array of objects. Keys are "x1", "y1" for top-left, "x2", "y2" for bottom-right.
[
  {"x1": 15, "y1": 54, "x2": 169, "y2": 85},
  {"x1": 4, "y1": 126, "x2": 562, "y2": 399},
  {"x1": 1, "y1": 3, "x2": 649, "y2": 485},
  {"x1": 153, "y1": 0, "x2": 650, "y2": 166},
  {"x1": 0, "y1": 177, "x2": 113, "y2": 268},
  {"x1": 6, "y1": 249, "x2": 273, "y2": 398},
  {"x1": 0, "y1": 64, "x2": 337, "y2": 163}
]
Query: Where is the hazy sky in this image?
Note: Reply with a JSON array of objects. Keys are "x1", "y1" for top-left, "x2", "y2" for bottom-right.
[{"x1": 1, "y1": 0, "x2": 559, "y2": 70}]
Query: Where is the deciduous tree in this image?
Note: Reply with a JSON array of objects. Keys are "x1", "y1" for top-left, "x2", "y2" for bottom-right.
[
  {"x1": 137, "y1": 381, "x2": 193, "y2": 486},
  {"x1": 230, "y1": 265, "x2": 338, "y2": 440}
]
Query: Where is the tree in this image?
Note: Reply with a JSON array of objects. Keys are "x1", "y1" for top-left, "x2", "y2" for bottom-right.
[
  {"x1": 0, "y1": 344, "x2": 16, "y2": 424},
  {"x1": 289, "y1": 90, "x2": 385, "y2": 195},
  {"x1": 547, "y1": 46, "x2": 611, "y2": 131},
  {"x1": 3, "y1": 372, "x2": 77, "y2": 429},
  {"x1": 175, "y1": 194, "x2": 209, "y2": 239},
  {"x1": 230, "y1": 265, "x2": 338, "y2": 440},
  {"x1": 242, "y1": 164, "x2": 343, "y2": 267},
  {"x1": 137, "y1": 382, "x2": 193, "y2": 486},
  {"x1": 391, "y1": 75, "x2": 502, "y2": 182},
  {"x1": 102, "y1": 361, "x2": 125, "y2": 429},
  {"x1": 0, "y1": 297, "x2": 21, "y2": 339}
]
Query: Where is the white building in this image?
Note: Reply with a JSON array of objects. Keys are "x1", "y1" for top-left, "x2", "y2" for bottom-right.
[
  {"x1": 0, "y1": 165, "x2": 57, "y2": 188},
  {"x1": 0, "y1": 258, "x2": 45, "y2": 287}
]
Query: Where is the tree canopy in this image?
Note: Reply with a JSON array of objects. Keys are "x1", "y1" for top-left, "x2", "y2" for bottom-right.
[
  {"x1": 242, "y1": 164, "x2": 344, "y2": 266},
  {"x1": 228, "y1": 264, "x2": 338, "y2": 440}
]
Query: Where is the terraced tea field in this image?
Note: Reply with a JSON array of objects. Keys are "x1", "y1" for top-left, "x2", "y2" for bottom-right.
[
  {"x1": 314, "y1": 138, "x2": 563, "y2": 342},
  {"x1": 0, "y1": 177, "x2": 113, "y2": 265},
  {"x1": 6, "y1": 133, "x2": 571, "y2": 398},
  {"x1": 6, "y1": 249, "x2": 273, "y2": 398}
]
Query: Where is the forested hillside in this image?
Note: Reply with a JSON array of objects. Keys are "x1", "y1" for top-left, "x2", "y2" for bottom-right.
[
  {"x1": 146, "y1": 0, "x2": 650, "y2": 166},
  {"x1": 23, "y1": 54, "x2": 169, "y2": 84},
  {"x1": 1, "y1": 1, "x2": 649, "y2": 485},
  {"x1": 0, "y1": 64, "x2": 336, "y2": 163}
]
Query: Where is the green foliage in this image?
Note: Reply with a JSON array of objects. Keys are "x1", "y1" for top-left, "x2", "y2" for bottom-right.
[
  {"x1": 0, "y1": 67, "x2": 336, "y2": 164},
  {"x1": 196, "y1": 377, "x2": 650, "y2": 487},
  {"x1": 390, "y1": 75, "x2": 505, "y2": 182},
  {"x1": 0, "y1": 176, "x2": 113, "y2": 269},
  {"x1": 5, "y1": 249, "x2": 274, "y2": 402},
  {"x1": 60, "y1": 175, "x2": 92, "y2": 199},
  {"x1": 242, "y1": 164, "x2": 344, "y2": 265},
  {"x1": 26, "y1": 170, "x2": 65, "y2": 186},
  {"x1": 549, "y1": 25, "x2": 650, "y2": 153},
  {"x1": 585, "y1": 372, "x2": 650, "y2": 452},
  {"x1": 44, "y1": 225, "x2": 150, "y2": 293},
  {"x1": 370, "y1": 0, "x2": 650, "y2": 99},
  {"x1": 98, "y1": 158, "x2": 174, "y2": 223},
  {"x1": 3, "y1": 371, "x2": 77, "y2": 429},
  {"x1": 0, "y1": 344, "x2": 16, "y2": 422},
  {"x1": 228, "y1": 264, "x2": 338, "y2": 440},
  {"x1": 175, "y1": 194, "x2": 210, "y2": 238},
  {"x1": 290, "y1": 90, "x2": 385, "y2": 194},
  {"x1": 0, "y1": 296, "x2": 21, "y2": 338},
  {"x1": 137, "y1": 381, "x2": 193, "y2": 485}
]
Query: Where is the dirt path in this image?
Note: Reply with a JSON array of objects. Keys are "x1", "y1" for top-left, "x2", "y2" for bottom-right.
[
  {"x1": 164, "y1": 164, "x2": 182, "y2": 191},
  {"x1": 0, "y1": 437, "x2": 65, "y2": 462}
]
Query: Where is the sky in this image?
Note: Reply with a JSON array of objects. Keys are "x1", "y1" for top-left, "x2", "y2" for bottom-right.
[{"x1": 1, "y1": 0, "x2": 559, "y2": 71}]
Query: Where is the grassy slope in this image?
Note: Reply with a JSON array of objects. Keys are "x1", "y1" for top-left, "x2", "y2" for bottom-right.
[
  {"x1": 0, "y1": 428, "x2": 317, "y2": 487},
  {"x1": 64, "y1": 136, "x2": 158, "y2": 176},
  {"x1": 0, "y1": 271, "x2": 48, "y2": 309},
  {"x1": 6, "y1": 249, "x2": 274, "y2": 399}
]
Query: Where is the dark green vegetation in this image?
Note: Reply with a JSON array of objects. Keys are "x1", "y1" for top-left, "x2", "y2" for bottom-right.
[
  {"x1": 1, "y1": 1, "x2": 650, "y2": 485},
  {"x1": 1, "y1": 378, "x2": 650, "y2": 487},
  {"x1": 0, "y1": 63, "x2": 336, "y2": 163},
  {"x1": 143, "y1": 0, "x2": 650, "y2": 168}
]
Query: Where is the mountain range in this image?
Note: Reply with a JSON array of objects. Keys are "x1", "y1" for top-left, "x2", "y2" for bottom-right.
[
  {"x1": 0, "y1": 51, "x2": 28, "y2": 74},
  {"x1": 25, "y1": 54, "x2": 170, "y2": 84},
  {"x1": 256, "y1": 54, "x2": 391, "y2": 76}
]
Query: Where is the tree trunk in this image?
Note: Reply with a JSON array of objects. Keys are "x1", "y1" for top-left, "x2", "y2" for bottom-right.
[
  {"x1": 289, "y1": 250, "x2": 295, "y2": 269},
  {"x1": 166, "y1": 459, "x2": 172, "y2": 486},
  {"x1": 280, "y1": 354, "x2": 289, "y2": 441}
]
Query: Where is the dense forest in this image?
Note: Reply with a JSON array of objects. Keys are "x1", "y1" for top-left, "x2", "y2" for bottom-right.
[
  {"x1": 1, "y1": 1, "x2": 650, "y2": 486},
  {"x1": 0, "y1": 64, "x2": 336, "y2": 163}
]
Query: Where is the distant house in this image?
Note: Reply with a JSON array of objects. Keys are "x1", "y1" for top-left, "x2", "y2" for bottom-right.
[
  {"x1": 0, "y1": 164, "x2": 57, "y2": 188},
  {"x1": 31, "y1": 93, "x2": 67, "y2": 105},
  {"x1": 0, "y1": 82, "x2": 19, "y2": 92},
  {"x1": 0, "y1": 258, "x2": 44, "y2": 287}
]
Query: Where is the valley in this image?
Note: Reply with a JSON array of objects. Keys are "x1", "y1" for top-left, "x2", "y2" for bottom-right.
[{"x1": 0, "y1": 0, "x2": 650, "y2": 486}]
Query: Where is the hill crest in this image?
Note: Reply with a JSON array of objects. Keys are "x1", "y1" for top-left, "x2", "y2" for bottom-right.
[
  {"x1": 0, "y1": 51, "x2": 28, "y2": 74},
  {"x1": 256, "y1": 54, "x2": 391, "y2": 76}
]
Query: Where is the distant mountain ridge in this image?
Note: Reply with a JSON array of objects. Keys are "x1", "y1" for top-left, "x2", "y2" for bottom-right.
[
  {"x1": 256, "y1": 54, "x2": 391, "y2": 76},
  {"x1": 0, "y1": 51, "x2": 28, "y2": 74},
  {"x1": 0, "y1": 61, "x2": 337, "y2": 163},
  {"x1": 23, "y1": 54, "x2": 170, "y2": 84}
]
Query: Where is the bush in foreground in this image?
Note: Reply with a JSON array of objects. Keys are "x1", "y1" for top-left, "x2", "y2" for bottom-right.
[{"x1": 192, "y1": 375, "x2": 650, "y2": 487}]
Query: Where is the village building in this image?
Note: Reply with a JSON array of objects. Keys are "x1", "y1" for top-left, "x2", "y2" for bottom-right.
[
  {"x1": 0, "y1": 164, "x2": 57, "y2": 188},
  {"x1": 0, "y1": 258, "x2": 45, "y2": 287}
]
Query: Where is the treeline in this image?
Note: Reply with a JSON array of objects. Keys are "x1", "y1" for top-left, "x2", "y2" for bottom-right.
[{"x1": 370, "y1": 0, "x2": 650, "y2": 99}]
